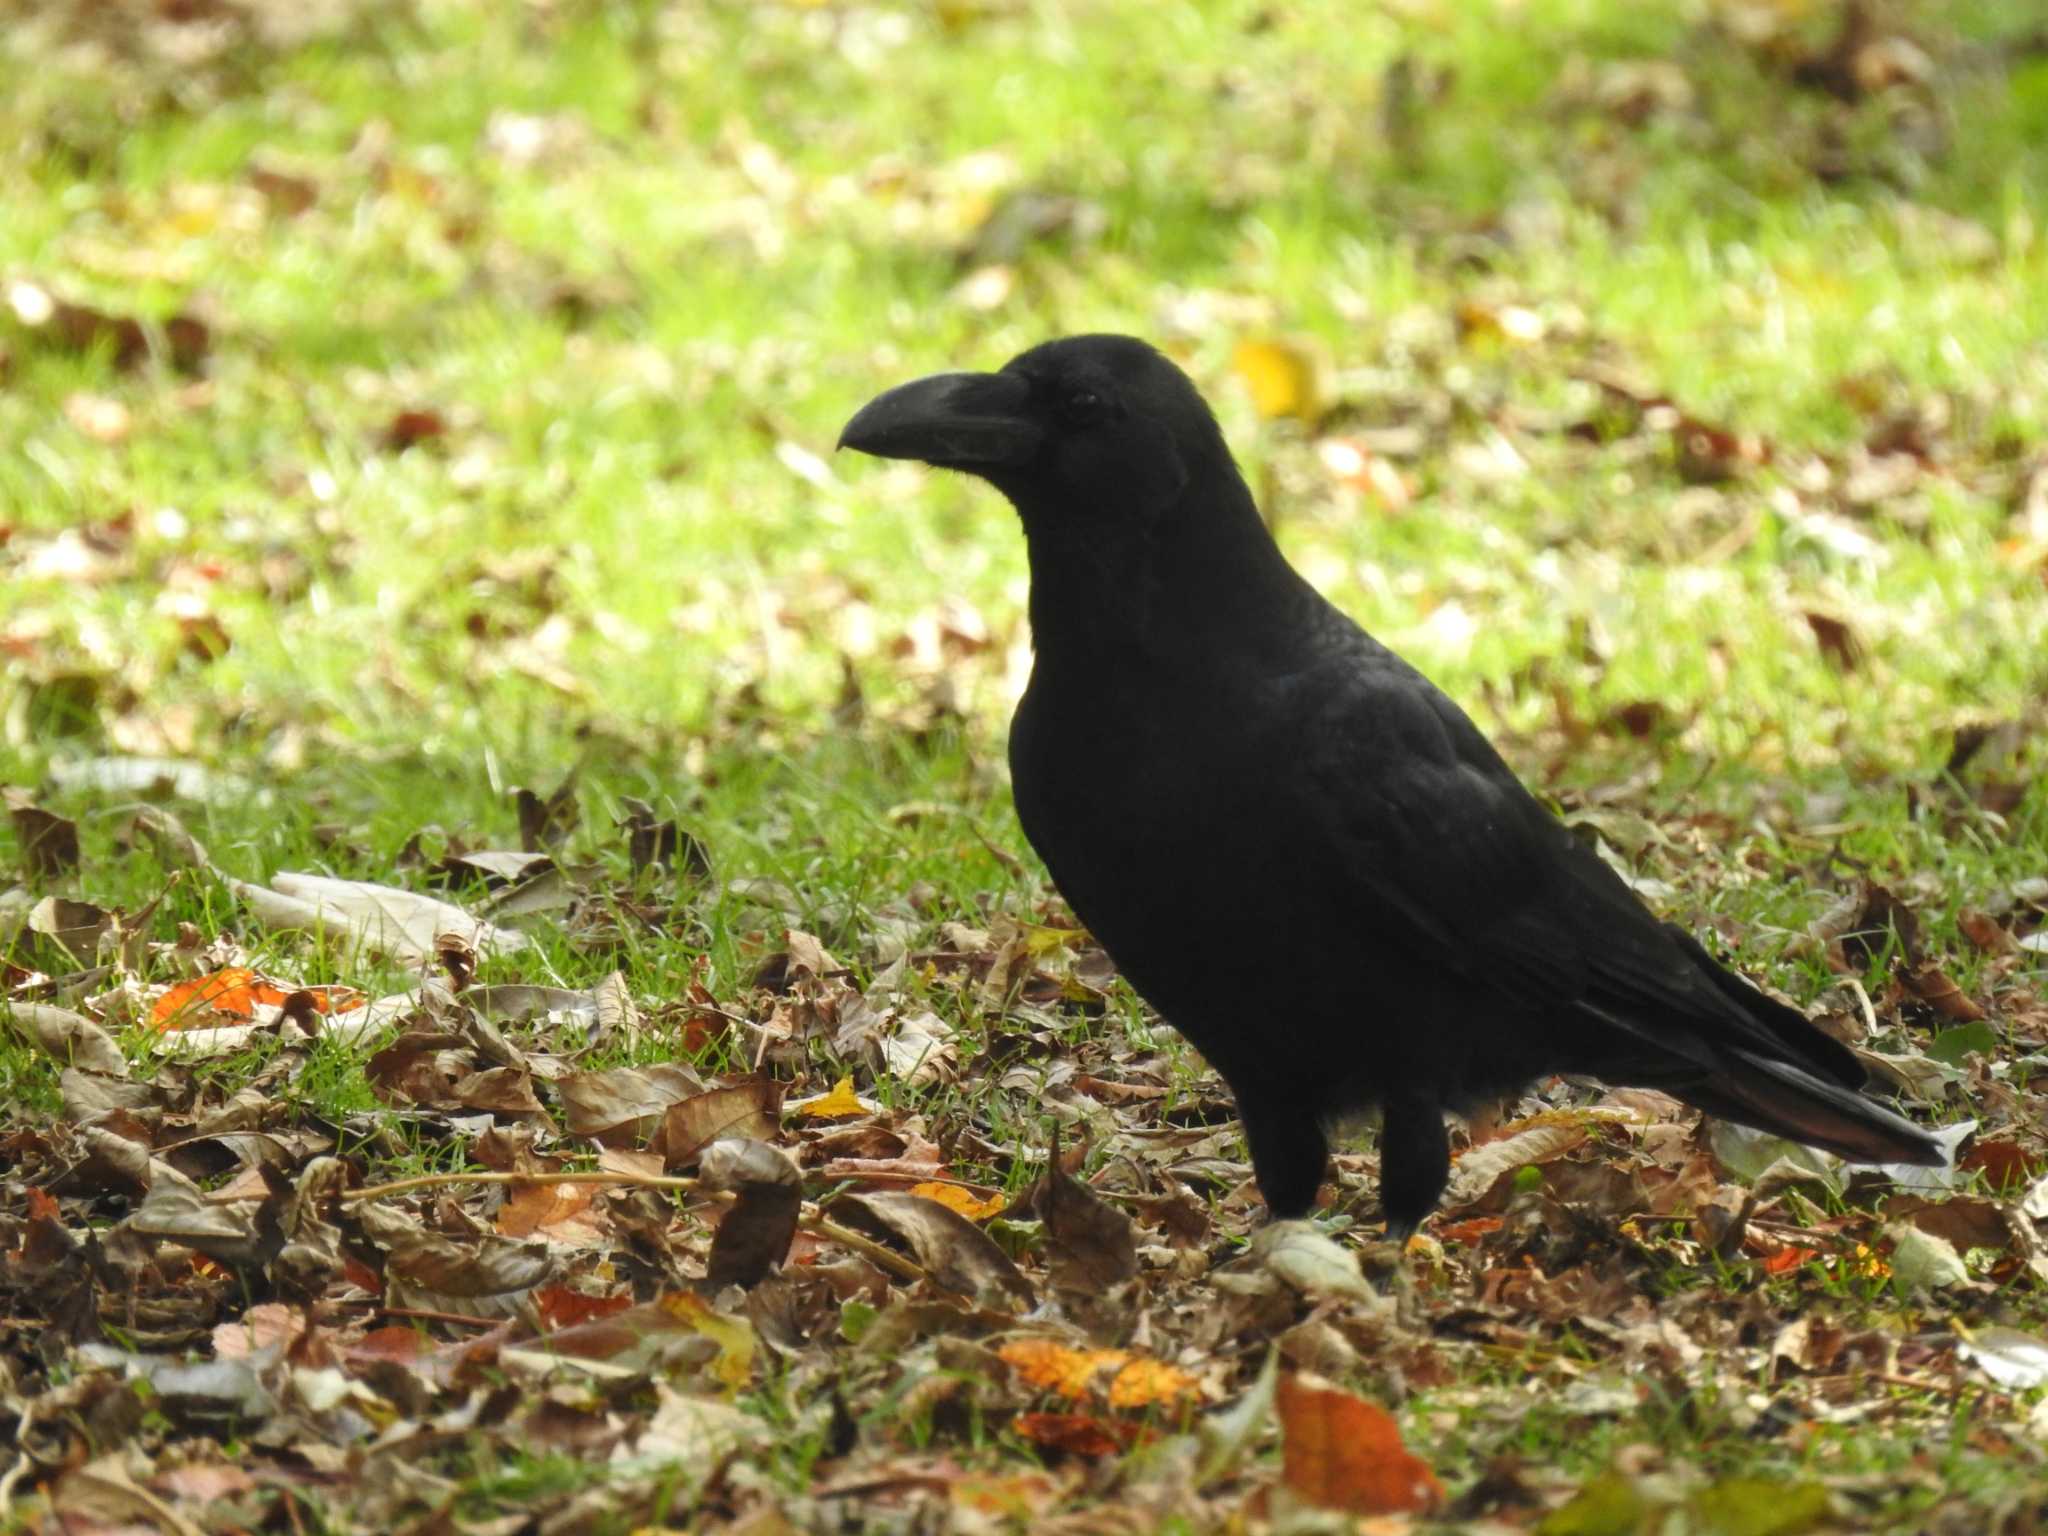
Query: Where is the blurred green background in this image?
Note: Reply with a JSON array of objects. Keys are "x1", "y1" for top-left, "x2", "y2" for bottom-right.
[{"x1": 3, "y1": 0, "x2": 2043, "y2": 792}]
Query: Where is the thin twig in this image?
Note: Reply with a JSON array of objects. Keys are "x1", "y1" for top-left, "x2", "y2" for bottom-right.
[
  {"x1": 338, "y1": 1167, "x2": 929, "y2": 1285},
  {"x1": 324, "y1": 1299, "x2": 504, "y2": 1329},
  {"x1": 341, "y1": 1168, "x2": 700, "y2": 1202}
]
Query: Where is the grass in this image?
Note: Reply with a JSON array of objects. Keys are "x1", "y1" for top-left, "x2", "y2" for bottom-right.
[{"x1": 3, "y1": 0, "x2": 2048, "y2": 1528}]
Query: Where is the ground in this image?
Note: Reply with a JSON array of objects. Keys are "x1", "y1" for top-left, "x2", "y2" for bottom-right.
[{"x1": 2, "y1": 1, "x2": 2047, "y2": 1531}]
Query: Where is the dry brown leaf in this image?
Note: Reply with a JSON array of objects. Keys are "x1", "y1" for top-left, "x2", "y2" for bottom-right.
[
  {"x1": 1902, "y1": 965, "x2": 1987, "y2": 1021},
  {"x1": 1012, "y1": 1412, "x2": 1133, "y2": 1457},
  {"x1": 1031, "y1": 1150, "x2": 1137, "y2": 1293},
  {"x1": 5, "y1": 1001, "x2": 129, "y2": 1076},
  {"x1": 559, "y1": 1062, "x2": 704, "y2": 1141},
  {"x1": 703, "y1": 1138, "x2": 803, "y2": 1289},
  {"x1": 8, "y1": 799, "x2": 80, "y2": 877},
  {"x1": 1441, "y1": 1121, "x2": 1589, "y2": 1209},
  {"x1": 652, "y1": 1080, "x2": 782, "y2": 1168},
  {"x1": 837, "y1": 1191, "x2": 1034, "y2": 1305}
]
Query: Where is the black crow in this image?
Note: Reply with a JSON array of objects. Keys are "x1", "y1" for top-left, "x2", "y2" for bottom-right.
[{"x1": 839, "y1": 334, "x2": 1945, "y2": 1233}]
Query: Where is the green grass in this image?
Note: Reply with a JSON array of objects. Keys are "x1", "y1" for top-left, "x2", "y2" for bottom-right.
[{"x1": 4, "y1": 0, "x2": 2047, "y2": 1528}]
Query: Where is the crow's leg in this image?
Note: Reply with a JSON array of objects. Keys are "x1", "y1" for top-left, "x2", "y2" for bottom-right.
[
  {"x1": 1235, "y1": 1090, "x2": 1329, "y2": 1218},
  {"x1": 1378, "y1": 1096, "x2": 1450, "y2": 1239}
]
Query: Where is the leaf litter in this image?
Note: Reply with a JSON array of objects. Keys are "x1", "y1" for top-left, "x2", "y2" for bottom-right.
[{"x1": 8, "y1": 774, "x2": 2045, "y2": 1535}]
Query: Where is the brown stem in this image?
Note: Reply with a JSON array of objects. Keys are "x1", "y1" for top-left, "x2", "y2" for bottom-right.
[{"x1": 338, "y1": 1168, "x2": 929, "y2": 1285}]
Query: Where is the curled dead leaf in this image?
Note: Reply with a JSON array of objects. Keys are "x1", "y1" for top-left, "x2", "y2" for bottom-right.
[
  {"x1": 1902, "y1": 965, "x2": 1986, "y2": 1022},
  {"x1": 8, "y1": 799, "x2": 80, "y2": 878},
  {"x1": 836, "y1": 1190, "x2": 1034, "y2": 1306}
]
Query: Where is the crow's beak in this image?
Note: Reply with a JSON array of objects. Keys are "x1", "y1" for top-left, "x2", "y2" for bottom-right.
[{"x1": 837, "y1": 371, "x2": 1043, "y2": 469}]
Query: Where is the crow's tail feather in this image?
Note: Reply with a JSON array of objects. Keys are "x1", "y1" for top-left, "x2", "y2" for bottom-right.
[{"x1": 1678, "y1": 1047, "x2": 1944, "y2": 1166}]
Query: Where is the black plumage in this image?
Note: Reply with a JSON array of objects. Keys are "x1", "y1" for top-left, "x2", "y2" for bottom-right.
[{"x1": 840, "y1": 334, "x2": 1943, "y2": 1233}]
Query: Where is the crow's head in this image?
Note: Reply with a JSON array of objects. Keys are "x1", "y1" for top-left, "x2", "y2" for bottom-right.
[{"x1": 838, "y1": 335, "x2": 1225, "y2": 522}]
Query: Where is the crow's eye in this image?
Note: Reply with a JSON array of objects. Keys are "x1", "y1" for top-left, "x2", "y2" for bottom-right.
[{"x1": 1059, "y1": 389, "x2": 1109, "y2": 426}]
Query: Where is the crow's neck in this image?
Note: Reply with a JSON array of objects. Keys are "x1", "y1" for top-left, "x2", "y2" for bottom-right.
[{"x1": 1019, "y1": 478, "x2": 1310, "y2": 671}]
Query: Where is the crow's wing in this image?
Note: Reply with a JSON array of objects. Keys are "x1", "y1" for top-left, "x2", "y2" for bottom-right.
[{"x1": 1290, "y1": 649, "x2": 1861, "y2": 1088}]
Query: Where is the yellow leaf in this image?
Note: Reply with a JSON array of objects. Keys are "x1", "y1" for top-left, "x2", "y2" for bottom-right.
[
  {"x1": 795, "y1": 1075, "x2": 867, "y2": 1119},
  {"x1": 997, "y1": 1339, "x2": 1199, "y2": 1408},
  {"x1": 1105, "y1": 1356, "x2": 1200, "y2": 1409},
  {"x1": 1020, "y1": 924, "x2": 1084, "y2": 957},
  {"x1": 656, "y1": 1291, "x2": 756, "y2": 1391},
  {"x1": 1231, "y1": 338, "x2": 1325, "y2": 422},
  {"x1": 908, "y1": 1183, "x2": 1007, "y2": 1221}
]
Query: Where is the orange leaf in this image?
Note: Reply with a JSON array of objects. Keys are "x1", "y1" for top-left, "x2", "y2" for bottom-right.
[
  {"x1": 1436, "y1": 1216, "x2": 1504, "y2": 1246},
  {"x1": 908, "y1": 1182, "x2": 1007, "y2": 1221},
  {"x1": 151, "y1": 968, "x2": 272, "y2": 1029},
  {"x1": 1278, "y1": 1375, "x2": 1444, "y2": 1516},
  {"x1": 1013, "y1": 1411, "x2": 1131, "y2": 1457},
  {"x1": 534, "y1": 1285, "x2": 634, "y2": 1330},
  {"x1": 999, "y1": 1338, "x2": 1123, "y2": 1400},
  {"x1": 997, "y1": 1339, "x2": 1197, "y2": 1409},
  {"x1": 149, "y1": 967, "x2": 363, "y2": 1031},
  {"x1": 496, "y1": 1181, "x2": 599, "y2": 1239},
  {"x1": 1762, "y1": 1246, "x2": 1820, "y2": 1275}
]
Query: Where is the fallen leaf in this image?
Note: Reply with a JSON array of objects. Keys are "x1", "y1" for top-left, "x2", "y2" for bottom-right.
[
  {"x1": 496, "y1": 1181, "x2": 608, "y2": 1247},
  {"x1": 1959, "y1": 1326, "x2": 2048, "y2": 1390},
  {"x1": 1231, "y1": 337, "x2": 1325, "y2": 422},
  {"x1": 652, "y1": 1080, "x2": 781, "y2": 1168},
  {"x1": 1252, "y1": 1221, "x2": 1383, "y2": 1308},
  {"x1": 149, "y1": 967, "x2": 362, "y2": 1032},
  {"x1": 794, "y1": 1075, "x2": 871, "y2": 1119},
  {"x1": 1030, "y1": 1143, "x2": 1137, "y2": 1292},
  {"x1": 382, "y1": 407, "x2": 447, "y2": 451},
  {"x1": 8, "y1": 799, "x2": 79, "y2": 878},
  {"x1": 1688, "y1": 1478, "x2": 1833, "y2": 1536},
  {"x1": 1925, "y1": 1018, "x2": 1998, "y2": 1064},
  {"x1": 1537, "y1": 1475, "x2": 1650, "y2": 1536},
  {"x1": 4, "y1": 1001, "x2": 129, "y2": 1076},
  {"x1": 1904, "y1": 965, "x2": 1986, "y2": 1022},
  {"x1": 1441, "y1": 1120, "x2": 1589, "y2": 1208},
  {"x1": 907, "y1": 1182, "x2": 1006, "y2": 1221},
  {"x1": 997, "y1": 1338, "x2": 1198, "y2": 1408},
  {"x1": 227, "y1": 871, "x2": 528, "y2": 962},
  {"x1": 701, "y1": 1138, "x2": 802, "y2": 1289},
  {"x1": 1886, "y1": 1223, "x2": 1970, "y2": 1295},
  {"x1": 837, "y1": 1190, "x2": 1034, "y2": 1305},
  {"x1": 1277, "y1": 1373, "x2": 1443, "y2": 1516},
  {"x1": 1012, "y1": 1412, "x2": 1131, "y2": 1457},
  {"x1": 1804, "y1": 610, "x2": 1864, "y2": 671},
  {"x1": 559, "y1": 1062, "x2": 704, "y2": 1141}
]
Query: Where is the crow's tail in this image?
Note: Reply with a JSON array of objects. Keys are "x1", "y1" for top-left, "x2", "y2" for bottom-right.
[{"x1": 1677, "y1": 1047, "x2": 1945, "y2": 1166}]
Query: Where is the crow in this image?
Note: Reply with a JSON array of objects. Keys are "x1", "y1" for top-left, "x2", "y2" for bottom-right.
[{"x1": 839, "y1": 334, "x2": 1945, "y2": 1233}]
